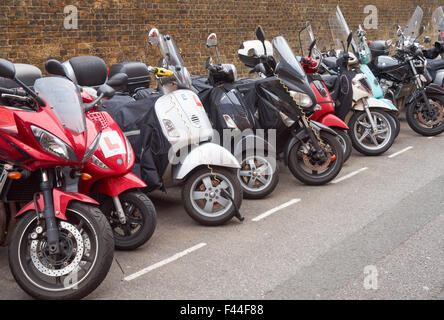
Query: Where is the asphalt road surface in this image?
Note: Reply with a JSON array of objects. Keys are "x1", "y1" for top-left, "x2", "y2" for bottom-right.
[{"x1": 1, "y1": 120, "x2": 443, "y2": 300}]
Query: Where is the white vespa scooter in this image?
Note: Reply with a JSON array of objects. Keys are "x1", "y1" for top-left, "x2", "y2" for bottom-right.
[{"x1": 147, "y1": 28, "x2": 243, "y2": 226}]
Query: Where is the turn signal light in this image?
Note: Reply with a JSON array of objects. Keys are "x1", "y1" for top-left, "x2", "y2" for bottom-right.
[
  {"x1": 8, "y1": 172, "x2": 22, "y2": 180},
  {"x1": 80, "y1": 173, "x2": 92, "y2": 181}
]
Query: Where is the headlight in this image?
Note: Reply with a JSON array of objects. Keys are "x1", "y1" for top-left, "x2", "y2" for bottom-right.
[
  {"x1": 124, "y1": 134, "x2": 133, "y2": 166},
  {"x1": 162, "y1": 119, "x2": 180, "y2": 138},
  {"x1": 91, "y1": 154, "x2": 110, "y2": 170},
  {"x1": 82, "y1": 132, "x2": 101, "y2": 163},
  {"x1": 223, "y1": 114, "x2": 238, "y2": 130},
  {"x1": 289, "y1": 91, "x2": 313, "y2": 107},
  {"x1": 31, "y1": 125, "x2": 77, "y2": 162}
]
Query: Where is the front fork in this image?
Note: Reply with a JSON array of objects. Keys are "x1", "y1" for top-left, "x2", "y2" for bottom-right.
[
  {"x1": 112, "y1": 196, "x2": 127, "y2": 224},
  {"x1": 363, "y1": 99, "x2": 378, "y2": 132},
  {"x1": 300, "y1": 117, "x2": 327, "y2": 161},
  {"x1": 40, "y1": 169, "x2": 60, "y2": 254},
  {"x1": 409, "y1": 59, "x2": 432, "y2": 113}
]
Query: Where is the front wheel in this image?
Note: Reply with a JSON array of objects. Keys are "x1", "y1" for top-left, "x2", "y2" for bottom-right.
[
  {"x1": 405, "y1": 96, "x2": 444, "y2": 136},
  {"x1": 238, "y1": 152, "x2": 279, "y2": 199},
  {"x1": 8, "y1": 202, "x2": 114, "y2": 300},
  {"x1": 333, "y1": 129, "x2": 352, "y2": 163},
  {"x1": 287, "y1": 131, "x2": 344, "y2": 185},
  {"x1": 388, "y1": 113, "x2": 401, "y2": 139},
  {"x1": 101, "y1": 191, "x2": 157, "y2": 251},
  {"x1": 183, "y1": 167, "x2": 243, "y2": 226},
  {"x1": 348, "y1": 109, "x2": 395, "y2": 156}
]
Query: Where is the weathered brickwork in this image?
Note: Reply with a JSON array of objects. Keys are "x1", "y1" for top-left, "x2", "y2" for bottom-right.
[{"x1": 0, "y1": 0, "x2": 442, "y2": 77}]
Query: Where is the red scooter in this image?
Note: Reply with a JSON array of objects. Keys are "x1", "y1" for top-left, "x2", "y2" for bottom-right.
[
  {"x1": 0, "y1": 58, "x2": 114, "y2": 299},
  {"x1": 299, "y1": 25, "x2": 352, "y2": 162},
  {"x1": 45, "y1": 59, "x2": 157, "y2": 251}
]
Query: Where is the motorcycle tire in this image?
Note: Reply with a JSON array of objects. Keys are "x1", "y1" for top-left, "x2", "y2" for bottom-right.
[
  {"x1": 183, "y1": 167, "x2": 242, "y2": 226},
  {"x1": 348, "y1": 109, "x2": 395, "y2": 156},
  {"x1": 287, "y1": 131, "x2": 344, "y2": 185},
  {"x1": 405, "y1": 96, "x2": 444, "y2": 136},
  {"x1": 388, "y1": 113, "x2": 401, "y2": 139},
  {"x1": 332, "y1": 128, "x2": 352, "y2": 163},
  {"x1": 101, "y1": 191, "x2": 157, "y2": 251},
  {"x1": 9, "y1": 202, "x2": 114, "y2": 300},
  {"x1": 238, "y1": 150, "x2": 279, "y2": 199}
]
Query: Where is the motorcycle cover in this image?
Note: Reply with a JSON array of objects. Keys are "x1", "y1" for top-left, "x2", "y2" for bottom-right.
[{"x1": 101, "y1": 94, "x2": 171, "y2": 192}]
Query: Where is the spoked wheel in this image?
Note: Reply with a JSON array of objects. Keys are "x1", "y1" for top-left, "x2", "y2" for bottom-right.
[
  {"x1": 348, "y1": 109, "x2": 395, "y2": 156},
  {"x1": 238, "y1": 152, "x2": 279, "y2": 199},
  {"x1": 287, "y1": 131, "x2": 344, "y2": 185},
  {"x1": 101, "y1": 191, "x2": 157, "y2": 251},
  {"x1": 8, "y1": 202, "x2": 114, "y2": 300},
  {"x1": 183, "y1": 167, "x2": 242, "y2": 226},
  {"x1": 406, "y1": 97, "x2": 444, "y2": 136},
  {"x1": 332, "y1": 129, "x2": 352, "y2": 163}
]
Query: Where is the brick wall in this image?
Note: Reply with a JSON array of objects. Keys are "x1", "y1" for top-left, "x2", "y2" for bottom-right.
[{"x1": 0, "y1": 0, "x2": 442, "y2": 78}]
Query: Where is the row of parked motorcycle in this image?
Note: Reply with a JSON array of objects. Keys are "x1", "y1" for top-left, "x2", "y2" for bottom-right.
[{"x1": 0, "y1": 5, "x2": 443, "y2": 299}]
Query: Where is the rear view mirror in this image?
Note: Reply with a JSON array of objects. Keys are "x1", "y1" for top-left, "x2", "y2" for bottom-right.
[
  {"x1": 308, "y1": 39, "x2": 317, "y2": 56},
  {"x1": 148, "y1": 28, "x2": 160, "y2": 46},
  {"x1": 418, "y1": 25, "x2": 425, "y2": 37},
  {"x1": 45, "y1": 59, "x2": 67, "y2": 77},
  {"x1": 0, "y1": 58, "x2": 16, "y2": 80},
  {"x1": 256, "y1": 26, "x2": 266, "y2": 43},
  {"x1": 205, "y1": 57, "x2": 213, "y2": 70},
  {"x1": 206, "y1": 33, "x2": 218, "y2": 48},
  {"x1": 97, "y1": 84, "x2": 115, "y2": 99},
  {"x1": 347, "y1": 32, "x2": 353, "y2": 47},
  {"x1": 107, "y1": 72, "x2": 128, "y2": 88},
  {"x1": 396, "y1": 26, "x2": 403, "y2": 37}
]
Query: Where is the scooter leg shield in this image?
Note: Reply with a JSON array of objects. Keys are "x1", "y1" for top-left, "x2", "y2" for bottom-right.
[
  {"x1": 316, "y1": 114, "x2": 349, "y2": 130},
  {"x1": 173, "y1": 143, "x2": 241, "y2": 180},
  {"x1": 16, "y1": 189, "x2": 99, "y2": 220}
]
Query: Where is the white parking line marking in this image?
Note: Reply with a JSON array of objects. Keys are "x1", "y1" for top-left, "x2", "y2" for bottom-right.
[
  {"x1": 388, "y1": 146, "x2": 413, "y2": 159},
  {"x1": 124, "y1": 243, "x2": 207, "y2": 281},
  {"x1": 252, "y1": 199, "x2": 301, "y2": 222},
  {"x1": 331, "y1": 167, "x2": 369, "y2": 184}
]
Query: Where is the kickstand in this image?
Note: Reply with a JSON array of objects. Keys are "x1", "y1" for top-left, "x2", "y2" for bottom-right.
[{"x1": 220, "y1": 189, "x2": 244, "y2": 222}]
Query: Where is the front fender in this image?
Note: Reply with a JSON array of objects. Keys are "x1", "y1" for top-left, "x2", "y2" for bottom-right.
[
  {"x1": 173, "y1": 143, "x2": 241, "y2": 180},
  {"x1": 93, "y1": 172, "x2": 147, "y2": 197},
  {"x1": 355, "y1": 98, "x2": 398, "y2": 112},
  {"x1": 310, "y1": 120, "x2": 338, "y2": 136},
  {"x1": 233, "y1": 133, "x2": 275, "y2": 157},
  {"x1": 316, "y1": 114, "x2": 349, "y2": 130},
  {"x1": 16, "y1": 189, "x2": 99, "y2": 220}
]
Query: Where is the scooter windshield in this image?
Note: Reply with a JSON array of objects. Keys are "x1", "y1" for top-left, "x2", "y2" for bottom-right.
[
  {"x1": 273, "y1": 36, "x2": 316, "y2": 104},
  {"x1": 432, "y1": 7, "x2": 444, "y2": 37},
  {"x1": 34, "y1": 77, "x2": 86, "y2": 134},
  {"x1": 405, "y1": 6, "x2": 424, "y2": 40},
  {"x1": 328, "y1": 6, "x2": 356, "y2": 54},
  {"x1": 299, "y1": 23, "x2": 316, "y2": 57},
  {"x1": 159, "y1": 34, "x2": 192, "y2": 89}
]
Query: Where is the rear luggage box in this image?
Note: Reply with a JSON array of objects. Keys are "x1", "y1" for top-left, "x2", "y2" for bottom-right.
[{"x1": 109, "y1": 62, "x2": 151, "y2": 95}]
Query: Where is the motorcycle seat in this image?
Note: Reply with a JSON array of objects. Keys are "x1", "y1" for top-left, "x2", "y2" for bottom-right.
[
  {"x1": 320, "y1": 75, "x2": 338, "y2": 91},
  {"x1": 322, "y1": 57, "x2": 338, "y2": 71},
  {"x1": 427, "y1": 58, "x2": 444, "y2": 72}
]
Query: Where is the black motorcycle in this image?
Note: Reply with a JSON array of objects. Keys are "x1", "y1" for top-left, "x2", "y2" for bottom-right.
[
  {"x1": 192, "y1": 33, "x2": 279, "y2": 199},
  {"x1": 369, "y1": 20, "x2": 444, "y2": 136},
  {"x1": 236, "y1": 27, "x2": 344, "y2": 186}
]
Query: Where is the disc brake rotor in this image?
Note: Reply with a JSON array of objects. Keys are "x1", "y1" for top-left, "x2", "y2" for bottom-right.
[
  {"x1": 302, "y1": 152, "x2": 332, "y2": 171},
  {"x1": 30, "y1": 221, "x2": 85, "y2": 277},
  {"x1": 418, "y1": 100, "x2": 444, "y2": 126}
]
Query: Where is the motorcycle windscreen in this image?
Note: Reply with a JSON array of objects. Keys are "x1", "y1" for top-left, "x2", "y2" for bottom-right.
[
  {"x1": 272, "y1": 36, "x2": 316, "y2": 107},
  {"x1": 34, "y1": 77, "x2": 86, "y2": 134},
  {"x1": 432, "y1": 7, "x2": 444, "y2": 40},
  {"x1": 299, "y1": 23, "x2": 316, "y2": 57},
  {"x1": 159, "y1": 35, "x2": 192, "y2": 89},
  {"x1": 328, "y1": 6, "x2": 358, "y2": 55},
  {"x1": 405, "y1": 6, "x2": 424, "y2": 40}
]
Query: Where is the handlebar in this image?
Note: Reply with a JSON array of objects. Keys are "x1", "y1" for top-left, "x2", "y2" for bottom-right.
[{"x1": 0, "y1": 87, "x2": 27, "y2": 97}]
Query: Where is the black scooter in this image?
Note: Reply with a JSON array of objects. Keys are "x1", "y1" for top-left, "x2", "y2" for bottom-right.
[
  {"x1": 236, "y1": 27, "x2": 344, "y2": 186},
  {"x1": 192, "y1": 33, "x2": 279, "y2": 199}
]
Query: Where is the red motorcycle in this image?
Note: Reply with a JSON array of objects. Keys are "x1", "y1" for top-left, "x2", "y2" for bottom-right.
[
  {"x1": 45, "y1": 59, "x2": 157, "y2": 251},
  {"x1": 0, "y1": 58, "x2": 114, "y2": 299},
  {"x1": 299, "y1": 25, "x2": 352, "y2": 162}
]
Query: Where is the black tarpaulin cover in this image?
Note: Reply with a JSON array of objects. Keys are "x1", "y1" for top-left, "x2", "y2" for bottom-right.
[{"x1": 100, "y1": 94, "x2": 171, "y2": 191}]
